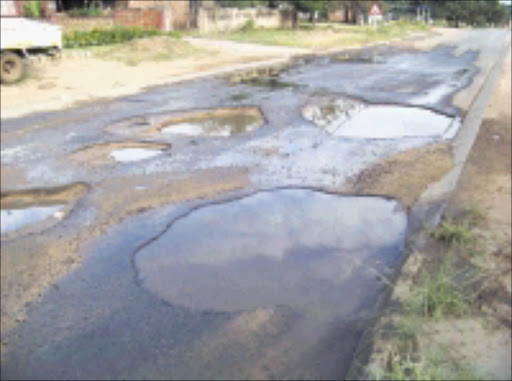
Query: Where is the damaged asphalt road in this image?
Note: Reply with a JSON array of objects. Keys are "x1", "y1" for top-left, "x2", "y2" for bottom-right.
[{"x1": 0, "y1": 29, "x2": 509, "y2": 380}]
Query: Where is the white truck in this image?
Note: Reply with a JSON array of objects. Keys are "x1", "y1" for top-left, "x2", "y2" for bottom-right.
[{"x1": 1, "y1": 17, "x2": 62, "y2": 83}]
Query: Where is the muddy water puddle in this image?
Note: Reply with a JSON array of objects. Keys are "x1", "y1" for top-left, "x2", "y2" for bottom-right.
[
  {"x1": 69, "y1": 142, "x2": 169, "y2": 165},
  {"x1": 106, "y1": 107, "x2": 265, "y2": 138},
  {"x1": 135, "y1": 189, "x2": 407, "y2": 313},
  {"x1": 159, "y1": 108, "x2": 264, "y2": 137},
  {"x1": 303, "y1": 96, "x2": 461, "y2": 139}
]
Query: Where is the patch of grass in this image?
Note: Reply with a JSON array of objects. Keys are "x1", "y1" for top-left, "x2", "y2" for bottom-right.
[
  {"x1": 241, "y1": 19, "x2": 256, "y2": 32},
  {"x1": 193, "y1": 21, "x2": 431, "y2": 50},
  {"x1": 370, "y1": 349, "x2": 482, "y2": 381},
  {"x1": 89, "y1": 35, "x2": 206, "y2": 66},
  {"x1": 406, "y1": 258, "x2": 473, "y2": 319},
  {"x1": 63, "y1": 27, "x2": 182, "y2": 49},
  {"x1": 431, "y1": 219, "x2": 474, "y2": 246},
  {"x1": 430, "y1": 207, "x2": 485, "y2": 257}
]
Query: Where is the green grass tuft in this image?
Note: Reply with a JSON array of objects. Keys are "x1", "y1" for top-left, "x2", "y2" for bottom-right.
[
  {"x1": 406, "y1": 259, "x2": 472, "y2": 319},
  {"x1": 431, "y1": 219, "x2": 474, "y2": 246}
]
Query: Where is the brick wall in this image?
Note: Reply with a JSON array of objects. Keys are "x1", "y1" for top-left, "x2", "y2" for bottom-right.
[
  {"x1": 52, "y1": 9, "x2": 163, "y2": 32},
  {"x1": 127, "y1": 0, "x2": 191, "y2": 30},
  {"x1": 114, "y1": 8, "x2": 163, "y2": 30},
  {"x1": 168, "y1": 0, "x2": 190, "y2": 30},
  {"x1": 54, "y1": 14, "x2": 115, "y2": 32}
]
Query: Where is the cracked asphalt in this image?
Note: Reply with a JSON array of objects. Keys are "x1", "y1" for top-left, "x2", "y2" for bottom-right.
[{"x1": 1, "y1": 28, "x2": 509, "y2": 380}]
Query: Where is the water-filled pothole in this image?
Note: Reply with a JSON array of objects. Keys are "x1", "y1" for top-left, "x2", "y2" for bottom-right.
[
  {"x1": 159, "y1": 107, "x2": 264, "y2": 137},
  {"x1": 0, "y1": 183, "x2": 88, "y2": 237},
  {"x1": 1, "y1": 205, "x2": 65, "y2": 234},
  {"x1": 134, "y1": 189, "x2": 407, "y2": 312},
  {"x1": 69, "y1": 142, "x2": 169, "y2": 165},
  {"x1": 109, "y1": 148, "x2": 163, "y2": 162},
  {"x1": 303, "y1": 96, "x2": 461, "y2": 139}
]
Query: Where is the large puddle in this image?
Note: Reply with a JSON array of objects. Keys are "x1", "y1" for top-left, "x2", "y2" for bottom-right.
[
  {"x1": 303, "y1": 96, "x2": 461, "y2": 139},
  {"x1": 0, "y1": 183, "x2": 88, "y2": 237},
  {"x1": 135, "y1": 189, "x2": 407, "y2": 313}
]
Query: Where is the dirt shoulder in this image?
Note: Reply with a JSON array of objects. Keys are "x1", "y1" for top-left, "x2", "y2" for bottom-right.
[
  {"x1": 0, "y1": 28, "x2": 436, "y2": 120},
  {"x1": 351, "y1": 46, "x2": 511, "y2": 381},
  {"x1": 0, "y1": 35, "x2": 303, "y2": 120}
]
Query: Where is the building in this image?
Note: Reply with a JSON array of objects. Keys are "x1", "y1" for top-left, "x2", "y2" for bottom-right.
[{"x1": 6, "y1": 1, "x2": 216, "y2": 31}]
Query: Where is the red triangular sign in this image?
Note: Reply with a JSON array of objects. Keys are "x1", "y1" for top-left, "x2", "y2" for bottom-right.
[{"x1": 369, "y1": 2, "x2": 382, "y2": 16}]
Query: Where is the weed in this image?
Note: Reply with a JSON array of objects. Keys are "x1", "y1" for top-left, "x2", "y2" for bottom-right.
[
  {"x1": 431, "y1": 207, "x2": 485, "y2": 257},
  {"x1": 367, "y1": 344, "x2": 482, "y2": 380},
  {"x1": 406, "y1": 258, "x2": 472, "y2": 319},
  {"x1": 241, "y1": 19, "x2": 256, "y2": 32},
  {"x1": 371, "y1": 349, "x2": 482, "y2": 380},
  {"x1": 459, "y1": 206, "x2": 485, "y2": 228},
  {"x1": 431, "y1": 219, "x2": 474, "y2": 246}
]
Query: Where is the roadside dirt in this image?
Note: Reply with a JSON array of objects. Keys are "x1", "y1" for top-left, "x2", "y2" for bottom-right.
[
  {"x1": 0, "y1": 28, "x2": 443, "y2": 120},
  {"x1": 356, "y1": 47, "x2": 511, "y2": 381},
  {"x1": 0, "y1": 37, "x2": 303, "y2": 119},
  {"x1": 342, "y1": 143, "x2": 454, "y2": 209}
]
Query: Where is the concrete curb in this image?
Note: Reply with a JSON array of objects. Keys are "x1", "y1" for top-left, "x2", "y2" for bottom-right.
[
  {"x1": 345, "y1": 33, "x2": 511, "y2": 380},
  {"x1": 409, "y1": 33, "x2": 511, "y2": 233}
]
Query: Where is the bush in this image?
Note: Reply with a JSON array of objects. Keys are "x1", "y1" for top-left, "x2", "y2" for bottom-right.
[
  {"x1": 63, "y1": 27, "x2": 177, "y2": 49},
  {"x1": 24, "y1": 0, "x2": 41, "y2": 17},
  {"x1": 241, "y1": 19, "x2": 256, "y2": 32}
]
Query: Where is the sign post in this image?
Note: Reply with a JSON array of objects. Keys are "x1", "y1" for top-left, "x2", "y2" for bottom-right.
[{"x1": 368, "y1": 1, "x2": 383, "y2": 30}]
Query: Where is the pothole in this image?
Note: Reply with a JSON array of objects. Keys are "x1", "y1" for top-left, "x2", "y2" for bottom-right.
[
  {"x1": 105, "y1": 108, "x2": 265, "y2": 138},
  {"x1": 239, "y1": 77, "x2": 298, "y2": 90},
  {"x1": 104, "y1": 116, "x2": 153, "y2": 136},
  {"x1": 134, "y1": 189, "x2": 407, "y2": 312},
  {"x1": 1, "y1": 183, "x2": 88, "y2": 238},
  {"x1": 158, "y1": 107, "x2": 264, "y2": 137},
  {"x1": 303, "y1": 95, "x2": 461, "y2": 139},
  {"x1": 333, "y1": 54, "x2": 382, "y2": 64},
  {"x1": 228, "y1": 64, "x2": 289, "y2": 84},
  {"x1": 68, "y1": 142, "x2": 169, "y2": 165}
]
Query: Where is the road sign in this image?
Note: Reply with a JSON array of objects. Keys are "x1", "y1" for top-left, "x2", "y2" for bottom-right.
[{"x1": 369, "y1": 2, "x2": 382, "y2": 16}]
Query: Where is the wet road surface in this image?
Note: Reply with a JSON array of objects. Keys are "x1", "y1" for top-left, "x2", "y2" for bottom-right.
[{"x1": 1, "y1": 29, "x2": 509, "y2": 379}]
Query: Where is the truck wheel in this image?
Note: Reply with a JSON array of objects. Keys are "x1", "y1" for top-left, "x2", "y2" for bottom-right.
[{"x1": 1, "y1": 52, "x2": 25, "y2": 84}]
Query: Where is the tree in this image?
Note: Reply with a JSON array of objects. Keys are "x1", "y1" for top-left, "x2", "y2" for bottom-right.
[
  {"x1": 23, "y1": 0, "x2": 41, "y2": 17},
  {"x1": 294, "y1": 0, "x2": 326, "y2": 22},
  {"x1": 428, "y1": 0, "x2": 507, "y2": 27}
]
